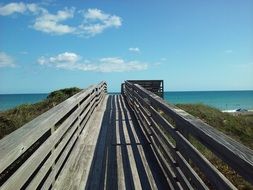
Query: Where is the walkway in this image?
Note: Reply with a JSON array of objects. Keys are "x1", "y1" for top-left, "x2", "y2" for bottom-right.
[
  {"x1": 87, "y1": 95, "x2": 169, "y2": 189},
  {"x1": 54, "y1": 95, "x2": 169, "y2": 190}
]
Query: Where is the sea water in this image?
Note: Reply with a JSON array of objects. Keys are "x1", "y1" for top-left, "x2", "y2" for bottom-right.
[
  {"x1": 0, "y1": 91, "x2": 252, "y2": 111},
  {"x1": 164, "y1": 90, "x2": 253, "y2": 111},
  {"x1": 0, "y1": 94, "x2": 48, "y2": 111}
]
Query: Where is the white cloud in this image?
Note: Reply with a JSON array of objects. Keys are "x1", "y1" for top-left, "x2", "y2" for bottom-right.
[
  {"x1": 0, "y1": 2, "x2": 122, "y2": 36},
  {"x1": 84, "y1": 8, "x2": 109, "y2": 20},
  {"x1": 0, "y1": 2, "x2": 26, "y2": 16},
  {"x1": 98, "y1": 57, "x2": 146, "y2": 72},
  {"x1": 38, "y1": 52, "x2": 147, "y2": 72},
  {"x1": 38, "y1": 52, "x2": 80, "y2": 65},
  {"x1": 129, "y1": 47, "x2": 140, "y2": 53},
  {"x1": 0, "y1": 52, "x2": 15, "y2": 68},
  {"x1": 33, "y1": 8, "x2": 76, "y2": 35},
  {"x1": 225, "y1": 49, "x2": 233, "y2": 54},
  {"x1": 0, "y1": 2, "x2": 43, "y2": 16},
  {"x1": 78, "y1": 8, "x2": 122, "y2": 36}
]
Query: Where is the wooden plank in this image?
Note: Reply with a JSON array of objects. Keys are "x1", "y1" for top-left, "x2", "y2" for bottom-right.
[
  {"x1": 122, "y1": 109, "x2": 158, "y2": 190},
  {"x1": 149, "y1": 118, "x2": 208, "y2": 190},
  {"x1": 1, "y1": 87, "x2": 102, "y2": 189},
  {"x1": 175, "y1": 131, "x2": 236, "y2": 189},
  {"x1": 0, "y1": 82, "x2": 107, "y2": 189},
  {"x1": 105, "y1": 95, "x2": 118, "y2": 190},
  {"x1": 129, "y1": 83, "x2": 253, "y2": 185},
  {"x1": 135, "y1": 145, "x2": 158, "y2": 190},
  {"x1": 115, "y1": 96, "x2": 121, "y2": 145},
  {"x1": 52, "y1": 95, "x2": 108, "y2": 190},
  {"x1": 120, "y1": 96, "x2": 141, "y2": 144},
  {"x1": 118, "y1": 96, "x2": 142, "y2": 190},
  {"x1": 175, "y1": 152, "x2": 208, "y2": 190},
  {"x1": 117, "y1": 145, "x2": 126, "y2": 190},
  {"x1": 149, "y1": 135, "x2": 181, "y2": 190},
  {"x1": 123, "y1": 81, "x2": 253, "y2": 188},
  {"x1": 1, "y1": 105, "x2": 81, "y2": 189},
  {"x1": 128, "y1": 103, "x2": 151, "y2": 144},
  {"x1": 26, "y1": 116, "x2": 80, "y2": 189},
  {"x1": 150, "y1": 118, "x2": 193, "y2": 190},
  {"x1": 133, "y1": 102, "x2": 152, "y2": 136},
  {"x1": 84, "y1": 95, "x2": 111, "y2": 189},
  {"x1": 114, "y1": 96, "x2": 126, "y2": 190},
  {"x1": 140, "y1": 95, "x2": 236, "y2": 189},
  {"x1": 0, "y1": 85, "x2": 96, "y2": 175},
  {"x1": 27, "y1": 95, "x2": 99, "y2": 189}
]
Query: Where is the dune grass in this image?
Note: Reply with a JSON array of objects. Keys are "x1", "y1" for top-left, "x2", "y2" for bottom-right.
[
  {"x1": 0, "y1": 87, "x2": 81, "y2": 139},
  {"x1": 174, "y1": 104, "x2": 253, "y2": 189},
  {"x1": 176, "y1": 104, "x2": 253, "y2": 149}
]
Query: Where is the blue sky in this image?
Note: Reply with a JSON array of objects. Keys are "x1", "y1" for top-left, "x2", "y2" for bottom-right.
[{"x1": 0, "y1": 0, "x2": 252, "y2": 93}]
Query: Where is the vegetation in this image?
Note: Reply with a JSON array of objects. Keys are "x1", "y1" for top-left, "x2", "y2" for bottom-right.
[
  {"x1": 174, "y1": 104, "x2": 253, "y2": 189},
  {"x1": 176, "y1": 104, "x2": 253, "y2": 149},
  {"x1": 0, "y1": 87, "x2": 81, "y2": 139}
]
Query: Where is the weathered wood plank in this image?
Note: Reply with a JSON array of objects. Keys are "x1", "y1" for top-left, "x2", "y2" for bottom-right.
[
  {"x1": 52, "y1": 95, "x2": 108, "y2": 190},
  {"x1": 0, "y1": 82, "x2": 107, "y2": 189},
  {"x1": 1, "y1": 103, "x2": 83, "y2": 189},
  {"x1": 149, "y1": 135, "x2": 181, "y2": 190},
  {"x1": 0, "y1": 85, "x2": 96, "y2": 175},
  {"x1": 118, "y1": 96, "x2": 142, "y2": 190},
  {"x1": 149, "y1": 118, "x2": 193, "y2": 190},
  {"x1": 124, "y1": 82, "x2": 253, "y2": 186},
  {"x1": 39, "y1": 95, "x2": 100, "y2": 190}
]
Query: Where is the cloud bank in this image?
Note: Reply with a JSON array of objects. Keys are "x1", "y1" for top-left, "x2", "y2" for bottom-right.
[
  {"x1": 0, "y1": 2, "x2": 122, "y2": 36},
  {"x1": 38, "y1": 52, "x2": 147, "y2": 72}
]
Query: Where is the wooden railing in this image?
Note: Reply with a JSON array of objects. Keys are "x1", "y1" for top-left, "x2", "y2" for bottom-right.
[
  {"x1": 122, "y1": 81, "x2": 253, "y2": 190},
  {"x1": 0, "y1": 82, "x2": 107, "y2": 190}
]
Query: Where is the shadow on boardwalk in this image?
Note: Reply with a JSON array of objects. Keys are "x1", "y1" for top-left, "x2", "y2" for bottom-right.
[{"x1": 86, "y1": 95, "x2": 169, "y2": 190}]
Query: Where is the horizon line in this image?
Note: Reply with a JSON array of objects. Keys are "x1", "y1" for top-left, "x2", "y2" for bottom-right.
[{"x1": 1, "y1": 89, "x2": 253, "y2": 95}]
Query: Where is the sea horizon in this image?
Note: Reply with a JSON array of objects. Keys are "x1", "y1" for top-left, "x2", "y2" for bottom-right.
[
  {"x1": 1, "y1": 89, "x2": 253, "y2": 95},
  {"x1": 0, "y1": 90, "x2": 253, "y2": 112}
]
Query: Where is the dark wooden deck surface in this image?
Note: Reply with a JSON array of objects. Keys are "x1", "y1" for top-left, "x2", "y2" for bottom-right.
[{"x1": 86, "y1": 95, "x2": 169, "y2": 189}]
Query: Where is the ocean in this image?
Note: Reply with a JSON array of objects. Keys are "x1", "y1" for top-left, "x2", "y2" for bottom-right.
[
  {"x1": 164, "y1": 90, "x2": 253, "y2": 111},
  {"x1": 0, "y1": 94, "x2": 48, "y2": 111},
  {"x1": 0, "y1": 91, "x2": 252, "y2": 111}
]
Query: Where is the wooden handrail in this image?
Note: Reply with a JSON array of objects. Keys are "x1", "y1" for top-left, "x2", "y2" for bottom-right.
[
  {"x1": 123, "y1": 80, "x2": 253, "y2": 189},
  {"x1": 0, "y1": 81, "x2": 107, "y2": 189}
]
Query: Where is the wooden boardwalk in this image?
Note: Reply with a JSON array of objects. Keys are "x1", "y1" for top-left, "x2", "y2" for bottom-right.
[
  {"x1": 54, "y1": 95, "x2": 169, "y2": 189},
  {"x1": 86, "y1": 95, "x2": 169, "y2": 189},
  {"x1": 1, "y1": 81, "x2": 253, "y2": 190}
]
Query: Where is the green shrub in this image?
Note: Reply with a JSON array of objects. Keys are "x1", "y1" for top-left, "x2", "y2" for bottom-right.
[{"x1": 0, "y1": 87, "x2": 81, "y2": 139}]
